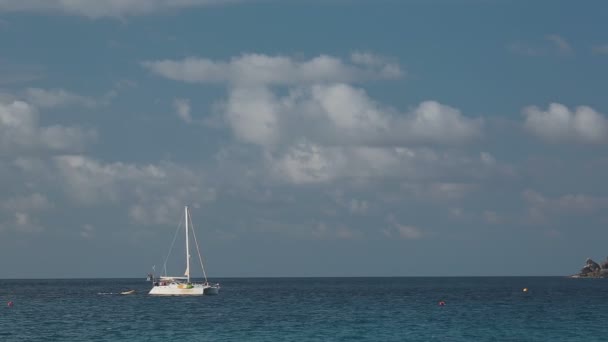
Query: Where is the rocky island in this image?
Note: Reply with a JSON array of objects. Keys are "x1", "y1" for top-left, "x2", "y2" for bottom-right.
[{"x1": 571, "y1": 257, "x2": 608, "y2": 278}]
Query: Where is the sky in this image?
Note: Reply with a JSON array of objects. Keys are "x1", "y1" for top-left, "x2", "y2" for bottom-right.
[{"x1": 1, "y1": 0, "x2": 608, "y2": 278}]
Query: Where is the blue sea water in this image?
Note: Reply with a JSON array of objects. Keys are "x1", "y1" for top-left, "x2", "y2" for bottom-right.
[{"x1": 1, "y1": 277, "x2": 607, "y2": 341}]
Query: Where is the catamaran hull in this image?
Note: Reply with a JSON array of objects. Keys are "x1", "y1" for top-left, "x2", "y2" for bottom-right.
[
  {"x1": 149, "y1": 286, "x2": 205, "y2": 296},
  {"x1": 204, "y1": 286, "x2": 220, "y2": 295}
]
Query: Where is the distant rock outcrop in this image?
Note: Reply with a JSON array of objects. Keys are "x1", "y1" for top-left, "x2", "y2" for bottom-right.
[{"x1": 572, "y1": 257, "x2": 608, "y2": 278}]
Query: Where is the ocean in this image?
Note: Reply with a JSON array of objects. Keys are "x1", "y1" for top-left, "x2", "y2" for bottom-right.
[{"x1": 1, "y1": 277, "x2": 607, "y2": 341}]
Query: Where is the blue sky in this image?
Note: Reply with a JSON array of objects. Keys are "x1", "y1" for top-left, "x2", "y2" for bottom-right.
[{"x1": 1, "y1": 0, "x2": 608, "y2": 278}]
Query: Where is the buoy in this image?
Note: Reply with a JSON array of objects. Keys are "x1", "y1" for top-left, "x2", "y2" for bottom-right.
[
  {"x1": 522, "y1": 288, "x2": 528, "y2": 292},
  {"x1": 438, "y1": 300, "x2": 446, "y2": 306},
  {"x1": 7, "y1": 301, "x2": 14, "y2": 308}
]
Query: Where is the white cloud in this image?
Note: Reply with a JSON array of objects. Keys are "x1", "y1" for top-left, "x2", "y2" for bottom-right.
[
  {"x1": 0, "y1": 0, "x2": 241, "y2": 18},
  {"x1": 224, "y1": 87, "x2": 281, "y2": 146},
  {"x1": 406, "y1": 101, "x2": 482, "y2": 144},
  {"x1": 18, "y1": 155, "x2": 218, "y2": 225},
  {"x1": 24, "y1": 88, "x2": 97, "y2": 108},
  {"x1": 142, "y1": 53, "x2": 403, "y2": 85},
  {"x1": 265, "y1": 141, "x2": 498, "y2": 186},
  {"x1": 173, "y1": 98, "x2": 192, "y2": 123},
  {"x1": 349, "y1": 52, "x2": 403, "y2": 78},
  {"x1": 223, "y1": 84, "x2": 481, "y2": 147},
  {"x1": 145, "y1": 54, "x2": 480, "y2": 148},
  {"x1": 269, "y1": 143, "x2": 339, "y2": 184},
  {"x1": 267, "y1": 144, "x2": 425, "y2": 185},
  {"x1": 144, "y1": 52, "x2": 489, "y2": 206},
  {"x1": 53, "y1": 155, "x2": 167, "y2": 204},
  {"x1": 310, "y1": 84, "x2": 390, "y2": 135},
  {"x1": 523, "y1": 103, "x2": 608, "y2": 143},
  {"x1": 0, "y1": 100, "x2": 96, "y2": 154}
]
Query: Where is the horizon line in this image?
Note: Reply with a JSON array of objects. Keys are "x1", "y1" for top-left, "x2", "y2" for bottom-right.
[{"x1": 0, "y1": 275, "x2": 574, "y2": 280}]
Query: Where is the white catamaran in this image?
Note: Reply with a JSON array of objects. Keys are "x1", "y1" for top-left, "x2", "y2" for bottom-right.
[{"x1": 149, "y1": 206, "x2": 220, "y2": 296}]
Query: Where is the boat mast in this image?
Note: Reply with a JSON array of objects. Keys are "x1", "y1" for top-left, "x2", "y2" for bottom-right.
[{"x1": 185, "y1": 205, "x2": 191, "y2": 283}]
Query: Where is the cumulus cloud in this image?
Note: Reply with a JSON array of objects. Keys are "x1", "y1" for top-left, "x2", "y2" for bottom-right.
[
  {"x1": 0, "y1": 0, "x2": 241, "y2": 18},
  {"x1": 350, "y1": 52, "x2": 402, "y2": 78},
  {"x1": 145, "y1": 52, "x2": 488, "y2": 193},
  {"x1": 6, "y1": 153, "x2": 217, "y2": 229},
  {"x1": 53, "y1": 155, "x2": 167, "y2": 204},
  {"x1": 523, "y1": 103, "x2": 608, "y2": 143},
  {"x1": 406, "y1": 101, "x2": 482, "y2": 143},
  {"x1": 223, "y1": 84, "x2": 481, "y2": 147},
  {"x1": 144, "y1": 54, "x2": 481, "y2": 148},
  {"x1": 26, "y1": 155, "x2": 216, "y2": 225},
  {"x1": 224, "y1": 87, "x2": 282, "y2": 146},
  {"x1": 142, "y1": 53, "x2": 403, "y2": 85},
  {"x1": 265, "y1": 143, "x2": 495, "y2": 186},
  {"x1": 269, "y1": 143, "x2": 338, "y2": 184},
  {"x1": 0, "y1": 100, "x2": 96, "y2": 154},
  {"x1": 173, "y1": 98, "x2": 192, "y2": 123},
  {"x1": 267, "y1": 144, "x2": 415, "y2": 185}
]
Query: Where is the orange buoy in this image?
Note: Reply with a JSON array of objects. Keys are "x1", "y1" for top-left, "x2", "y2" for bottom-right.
[{"x1": 522, "y1": 288, "x2": 528, "y2": 292}]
